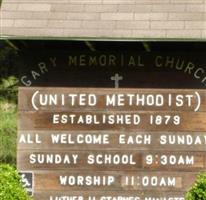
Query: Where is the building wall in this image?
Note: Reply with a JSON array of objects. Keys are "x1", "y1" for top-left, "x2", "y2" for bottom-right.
[{"x1": 1, "y1": 0, "x2": 206, "y2": 39}]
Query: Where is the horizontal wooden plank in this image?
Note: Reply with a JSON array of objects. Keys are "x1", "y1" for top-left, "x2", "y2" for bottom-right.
[
  {"x1": 29, "y1": 171, "x2": 197, "y2": 191},
  {"x1": 18, "y1": 87, "x2": 206, "y2": 112},
  {"x1": 17, "y1": 150, "x2": 205, "y2": 171},
  {"x1": 18, "y1": 111, "x2": 206, "y2": 131},
  {"x1": 17, "y1": 151, "x2": 141, "y2": 170},
  {"x1": 17, "y1": 131, "x2": 206, "y2": 151},
  {"x1": 33, "y1": 191, "x2": 186, "y2": 200}
]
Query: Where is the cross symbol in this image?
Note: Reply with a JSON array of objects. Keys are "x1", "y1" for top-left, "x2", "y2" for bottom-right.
[{"x1": 111, "y1": 73, "x2": 123, "y2": 88}]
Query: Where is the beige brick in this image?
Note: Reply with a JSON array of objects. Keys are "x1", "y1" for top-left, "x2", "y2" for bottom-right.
[
  {"x1": 169, "y1": 13, "x2": 204, "y2": 20},
  {"x1": 4, "y1": 27, "x2": 63, "y2": 39},
  {"x1": 48, "y1": 20, "x2": 81, "y2": 28},
  {"x1": 14, "y1": 19, "x2": 47, "y2": 28},
  {"x1": 151, "y1": 21, "x2": 184, "y2": 29},
  {"x1": 63, "y1": 28, "x2": 133, "y2": 38},
  {"x1": 135, "y1": 0, "x2": 170, "y2": 3},
  {"x1": 166, "y1": 30, "x2": 203, "y2": 38},
  {"x1": 135, "y1": 13, "x2": 168, "y2": 20},
  {"x1": 63, "y1": 29, "x2": 111, "y2": 38},
  {"x1": 185, "y1": 21, "x2": 206, "y2": 29},
  {"x1": 85, "y1": 4, "x2": 118, "y2": 12},
  {"x1": 1, "y1": 0, "x2": 206, "y2": 40},
  {"x1": 118, "y1": 5, "x2": 152, "y2": 13},
  {"x1": 1, "y1": 11, "x2": 33, "y2": 19},
  {"x1": 63, "y1": 29, "x2": 99, "y2": 37},
  {"x1": 67, "y1": 13, "x2": 99, "y2": 20},
  {"x1": 51, "y1": 4, "x2": 84, "y2": 12},
  {"x1": 1, "y1": 27, "x2": 17, "y2": 37},
  {"x1": 101, "y1": 13, "x2": 133, "y2": 20},
  {"x1": 32, "y1": 12, "x2": 51, "y2": 20},
  {"x1": 134, "y1": 13, "x2": 150, "y2": 20},
  {"x1": 70, "y1": 0, "x2": 102, "y2": 4},
  {"x1": 150, "y1": 13, "x2": 168, "y2": 20},
  {"x1": 27, "y1": 28, "x2": 65, "y2": 37},
  {"x1": 152, "y1": 4, "x2": 186, "y2": 12},
  {"x1": 82, "y1": 21, "x2": 116, "y2": 29},
  {"x1": 103, "y1": 0, "x2": 135, "y2": 4},
  {"x1": 116, "y1": 21, "x2": 150, "y2": 29},
  {"x1": 171, "y1": 0, "x2": 204, "y2": 3},
  {"x1": 1, "y1": 3, "x2": 18, "y2": 11},
  {"x1": 6, "y1": 0, "x2": 62, "y2": 2},
  {"x1": 37, "y1": 28, "x2": 64, "y2": 37},
  {"x1": 186, "y1": 4, "x2": 206, "y2": 12},
  {"x1": 111, "y1": 29, "x2": 133, "y2": 37},
  {"x1": 18, "y1": 4, "x2": 51, "y2": 11},
  {"x1": 132, "y1": 30, "x2": 166, "y2": 38},
  {"x1": 0, "y1": 27, "x2": 63, "y2": 38},
  {"x1": 30, "y1": 12, "x2": 51, "y2": 20},
  {"x1": 1, "y1": 19, "x2": 14, "y2": 27},
  {"x1": 30, "y1": 12, "x2": 68, "y2": 20},
  {"x1": 47, "y1": 12, "x2": 68, "y2": 20},
  {"x1": 202, "y1": 30, "x2": 206, "y2": 39}
]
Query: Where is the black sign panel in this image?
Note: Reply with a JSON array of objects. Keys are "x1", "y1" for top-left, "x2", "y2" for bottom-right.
[
  {"x1": 18, "y1": 52, "x2": 206, "y2": 88},
  {"x1": 19, "y1": 172, "x2": 33, "y2": 196}
]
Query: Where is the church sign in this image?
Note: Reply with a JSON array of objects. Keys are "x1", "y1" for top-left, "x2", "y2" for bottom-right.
[
  {"x1": 18, "y1": 52, "x2": 206, "y2": 88},
  {"x1": 17, "y1": 51, "x2": 206, "y2": 200}
]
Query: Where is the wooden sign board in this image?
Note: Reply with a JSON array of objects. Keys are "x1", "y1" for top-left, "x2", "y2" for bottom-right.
[
  {"x1": 17, "y1": 48, "x2": 206, "y2": 199},
  {"x1": 18, "y1": 87, "x2": 206, "y2": 200}
]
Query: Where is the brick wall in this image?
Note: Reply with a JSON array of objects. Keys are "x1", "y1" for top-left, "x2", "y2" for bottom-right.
[{"x1": 0, "y1": 0, "x2": 206, "y2": 39}]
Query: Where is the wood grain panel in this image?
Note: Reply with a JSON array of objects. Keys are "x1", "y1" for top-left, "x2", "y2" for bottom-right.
[
  {"x1": 17, "y1": 150, "x2": 205, "y2": 171},
  {"x1": 17, "y1": 131, "x2": 206, "y2": 151},
  {"x1": 17, "y1": 86, "x2": 206, "y2": 198},
  {"x1": 18, "y1": 111, "x2": 206, "y2": 131},
  {"x1": 32, "y1": 171, "x2": 197, "y2": 191},
  {"x1": 18, "y1": 87, "x2": 206, "y2": 112},
  {"x1": 33, "y1": 191, "x2": 186, "y2": 200},
  {"x1": 17, "y1": 151, "x2": 141, "y2": 170}
]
